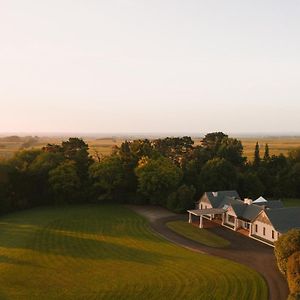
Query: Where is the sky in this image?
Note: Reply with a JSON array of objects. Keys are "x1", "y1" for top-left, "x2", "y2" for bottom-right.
[{"x1": 0, "y1": 0, "x2": 300, "y2": 135}]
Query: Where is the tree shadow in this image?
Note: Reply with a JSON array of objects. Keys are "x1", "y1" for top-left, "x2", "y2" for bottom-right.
[
  {"x1": 0, "y1": 255, "x2": 43, "y2": 268},
  {"x1": 28, "y1": 228, "x2": 174, "y2": 265}
]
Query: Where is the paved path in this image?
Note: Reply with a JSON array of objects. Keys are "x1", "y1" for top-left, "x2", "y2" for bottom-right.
[{"x1": 128, "y1": 205, "x2": 289, "y2": 300}]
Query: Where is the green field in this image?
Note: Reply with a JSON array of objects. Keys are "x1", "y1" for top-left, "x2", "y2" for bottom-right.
[
  {"x1": 167, "y1": 220, "x2": 230, "y2": 248},
  {"x1": 0, "y1": 205, "x2": 267, "y2": 299}
]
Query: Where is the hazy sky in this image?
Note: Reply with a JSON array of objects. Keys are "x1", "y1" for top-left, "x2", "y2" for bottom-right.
[{"x1": 1, "y1": 0, "x2": 300, "y2": 134}]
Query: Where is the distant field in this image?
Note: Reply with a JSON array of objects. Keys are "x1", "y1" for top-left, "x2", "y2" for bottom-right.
[
  {"x1": 0, "y1": 135, "x2": 299, "y2": 161},
  {"x1": 0, "y1": 205, "x2": 267, "y2": 299}
]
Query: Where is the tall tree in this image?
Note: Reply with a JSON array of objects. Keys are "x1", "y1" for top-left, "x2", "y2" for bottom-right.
[
  {"x1": 217, "y1": 138, "x2": 246, "y2": 167},
  {"x1": 201, "y1": 132, "x2": 228, "y2": 156},
  {"x1": 200, "y1": 158, "x2": 238, "y2": 192},
  {"x1": 263, "y1": 143, "x2": 270, "y2": 161},
  {"x1": 253, "y1": 142, "x2": 261, "y2": 167}
]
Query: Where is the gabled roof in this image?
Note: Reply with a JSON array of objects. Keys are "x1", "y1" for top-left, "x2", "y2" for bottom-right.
[
  {"x1": 264, "y1": 208, "x2": 300, "y2": 233},
  {"x1": 219, "y1": 197, "x2": 242, "y2": 208},
  {"x1": 203, "y1": 190, "x2": 240, "y2": 208},
  {"x1": 230, "y1": 202, "x2": 247, "y2": 217},
  {"x1": 230, "y1": 202, "x2": 263, "y2": 221},
  {"x1": 242, "y1": 204, "x2": 264, "y2": 221}
]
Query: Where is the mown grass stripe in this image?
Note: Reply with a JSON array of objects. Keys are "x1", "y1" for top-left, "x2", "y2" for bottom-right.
[{"x1": 0, "y1": 205, "x2": 267, "y2": 299}]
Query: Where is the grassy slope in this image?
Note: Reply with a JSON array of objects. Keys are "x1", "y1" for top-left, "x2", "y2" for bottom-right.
[
  {"x1": 166, "y1": 220, "x2": 230, "y2": 248},
  {"x1": 0, "y1": 205, "x2": 267, "y2": 300}
]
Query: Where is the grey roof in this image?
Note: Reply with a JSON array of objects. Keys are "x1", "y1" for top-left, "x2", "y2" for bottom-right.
[
  {"x1": 265, "y1": 208, "x2": 300, "y2": 233},
  {"x1": 204, "y1": 190, "x2": 240, "y2": 208},
  {"x1": 219, "y1": 197, "x2": 243, "y2": 208},
  {"x1": 242, "y1": 204, "x2": 264, "y2": 221},
  {"x1": 231, "y1": 202, "x2": 247, "y2": 217},
  {"x1": 255, "y1": 200, "x2": 284, "y2": 209},
  {"x1": 229, "y1": 202, "x2": 263, "y2": 221}
]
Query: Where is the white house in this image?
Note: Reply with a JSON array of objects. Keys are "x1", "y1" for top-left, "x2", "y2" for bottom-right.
[{"x1": 187, "y1": 190, "x2": 300, "y2": 246}]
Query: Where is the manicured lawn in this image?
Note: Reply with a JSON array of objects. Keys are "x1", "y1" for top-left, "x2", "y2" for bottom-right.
[
  {"x1": 282, "y1": 198, "x2": 300, "y2": 207},
  {"x1": 0, "y1": 205, "x2": 267, "y2": 299},
  {"x1": 166, "y1": 220, "x2": 230, "y2": 248}
]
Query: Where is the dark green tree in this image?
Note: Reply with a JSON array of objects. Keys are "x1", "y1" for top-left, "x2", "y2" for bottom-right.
[
  {"x1": 200, "y1": 158, "x2": 238, "y2": 192},
  {"x1": 217, "y1": 138, "x2": 246, "y2": 167},
  {"x1": 48, "y1": 160, "x2": 80, "y2": 203},
  {"x1": 253, "y1": 142, "x2": 261, "y2": 167},
  {"x1": 201, "y1": 132, "x2": 228, "y2": 156},
  {"x1": 263, "y1": 144, "x2": 270, "y2": 161},
  {"x1": 238, "y1": 172, "x2": 265, "y2": 199},
  {"x1": 135, "y1": 157, "x2": 182, "y2": 205},
  {"x1": 89, "y1": 156, "x2": 125, "y2": 201},
  {"x1": 167, "y1": 184, "x2": 196, "y2": 212}
]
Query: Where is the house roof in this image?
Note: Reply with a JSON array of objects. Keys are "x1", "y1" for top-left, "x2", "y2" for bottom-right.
[
  {"x1": 204, "y1": 190, "x2": 240, "y2": 208},
  {"x1": 265, "y1": 208, "x2": 300, "y2": 233},
  {"x1": 230, "y1": 202, "x2": 263, "y2": 221},
  {"x1": 219, "y1": 197, "x2": 243, "y2": 208},
  {"x1": 255, "y1": 200, "x2": 284, "y2": 209},
  {"x1": 242, "y1": 204, "x2": 264, "y2": 221}
]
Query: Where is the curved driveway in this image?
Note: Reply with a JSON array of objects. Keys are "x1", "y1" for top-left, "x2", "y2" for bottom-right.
[{"x1": 128, "y1": 205, "x2": 289, "y2": 300}]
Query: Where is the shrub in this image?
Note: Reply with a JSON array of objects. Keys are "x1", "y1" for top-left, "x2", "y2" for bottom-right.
[
  {"x1": 274, "y1": 229, "x2": 300, "y2": 275},
  {"x1": 287, "y1": 252, "x2": 300, "y2": 296}
]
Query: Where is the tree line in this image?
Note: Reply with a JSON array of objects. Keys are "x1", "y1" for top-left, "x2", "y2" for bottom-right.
[{"x1": 0, "y1": 132, "x2": 299, "y2": 214}]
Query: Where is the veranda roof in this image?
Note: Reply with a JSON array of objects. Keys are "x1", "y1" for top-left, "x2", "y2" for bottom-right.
[{"x1": 187, "y1": 208, "x2": 226, "y2": 216}]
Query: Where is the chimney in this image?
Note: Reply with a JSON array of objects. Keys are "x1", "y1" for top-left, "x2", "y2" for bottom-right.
[{"x1": 244, "y1": 198, "x2": 253, "y2": 205}]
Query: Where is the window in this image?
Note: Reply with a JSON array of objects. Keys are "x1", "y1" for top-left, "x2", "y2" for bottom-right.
[
  {"x1": 200, "y1": 204, "x2": 202, "y2": 209},
  {"x1": 272, "y1": 230, "x2": 274, "y2": 239},
  {"x1": 263, "y1": 227, "x2": 266, "y2": 236},
  {"x1": 255, "y1": 224, "x2": 258, "y2": 232}
]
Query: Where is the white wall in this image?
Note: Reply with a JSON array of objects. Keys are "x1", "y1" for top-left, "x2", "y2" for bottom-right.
[
  {"x1": 198, "y1": 201, "x2": 212, "y2": 210},
  {"x1": 251, "y1": 220, "x2": 279, "y2": 242}
]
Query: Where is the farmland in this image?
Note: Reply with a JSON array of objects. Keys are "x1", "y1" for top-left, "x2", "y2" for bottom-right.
[
  {"x1": 0, "y1": 135, "x2": 300, "y2": 161},
  {"x1": 0, "y1": 205, "x2": 267, "y2": 299}
]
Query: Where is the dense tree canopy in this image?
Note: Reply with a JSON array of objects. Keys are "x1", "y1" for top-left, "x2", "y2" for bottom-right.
[
  {"x1": 135, "y1": 157, "x2": 183, "y2": 205},
  {"x1": 0, "y1": 133, "x2": 299, "y2": 213}
]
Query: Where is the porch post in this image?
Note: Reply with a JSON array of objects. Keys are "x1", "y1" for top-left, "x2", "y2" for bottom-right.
[
  {"x1": 199, "y1": 216, "x2": 203, "y2": 228},
  {"x1": 234, "y1": 218, "x2": 238, "y2": 231},
  {"x1": 249, "y1": 223, "x2": 252, "y2": 237},
  {"x1": 210, "y1": 214, "x2": 213, "y2": 220},
  {"x1": 188, "y1": 212, "x2": 192, "y2": 223},
  {"x1": 221, "y1": 213, "x2": 225, "y2": 225}
]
